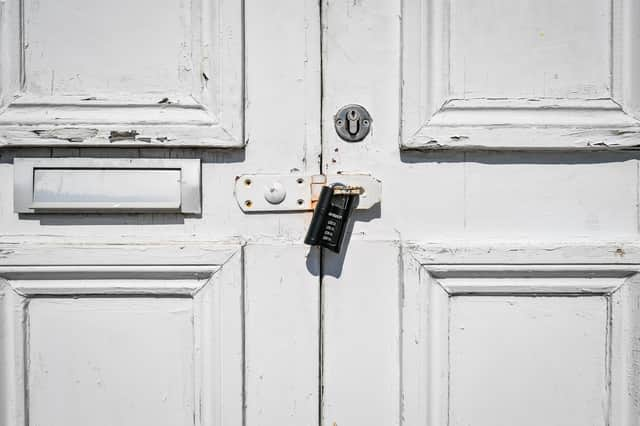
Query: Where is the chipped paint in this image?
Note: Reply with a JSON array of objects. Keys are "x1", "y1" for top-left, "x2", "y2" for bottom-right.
[
  {"x1": 33, "y1": 128, "x2": 99, "y2": 143},
  {"x1": 109, "y1": 130, "x2": 139, "y2": 142}
]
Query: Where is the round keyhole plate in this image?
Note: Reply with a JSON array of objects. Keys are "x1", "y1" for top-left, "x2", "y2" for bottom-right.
[{"x1": 334, "y1": 104, "x2": 372, "y2": 142}]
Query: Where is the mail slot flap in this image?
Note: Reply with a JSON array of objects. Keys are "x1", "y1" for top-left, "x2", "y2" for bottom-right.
[{"x1": 14, "y1": 158, "x2": 201, "y2": 214}]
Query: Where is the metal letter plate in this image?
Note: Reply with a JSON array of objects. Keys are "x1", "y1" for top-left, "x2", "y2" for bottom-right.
[{"x1": 14, "y1": 158, "x2": 201, "y2": 214}]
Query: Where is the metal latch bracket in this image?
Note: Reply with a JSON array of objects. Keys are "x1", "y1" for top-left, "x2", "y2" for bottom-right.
[{"x1": 234, "y1": 173, "x2": 381, "y2": 212}]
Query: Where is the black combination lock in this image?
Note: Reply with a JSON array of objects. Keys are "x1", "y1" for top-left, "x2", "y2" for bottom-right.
[{"x1": 304, "y1": 184, "x2": 359, "y2": 253}]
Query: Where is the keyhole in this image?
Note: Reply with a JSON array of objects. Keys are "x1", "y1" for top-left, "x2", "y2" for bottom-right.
[
  {"x1": 347, "y1": 109, "x2": 360, "y2": 135},
  {"x1": 334, "y1": 104, "x2": 371, "y2": 142}
]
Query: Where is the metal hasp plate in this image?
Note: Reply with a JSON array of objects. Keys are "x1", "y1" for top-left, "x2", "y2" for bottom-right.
[
  {"x1": 234, "y1": 174, "x2": 381, "y2": 212},
  {"x1": 334, "y1": 104, "x2": 372, "y2": 142}
]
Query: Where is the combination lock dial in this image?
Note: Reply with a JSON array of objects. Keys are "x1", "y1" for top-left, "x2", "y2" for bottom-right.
[{"x1": 304, "y1": 184, "x2": 358, "y2": 253}]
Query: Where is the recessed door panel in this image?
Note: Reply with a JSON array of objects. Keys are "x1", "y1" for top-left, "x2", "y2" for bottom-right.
[
  {"x1": 449, "y1": 0, "x2": 610, "y2": 99},
  {"x1": 0, "y1": 245, "x2": 245, "y2": 426},
  {"x1": 28, "y1": 298, "x2": 195, "y2": 426},
  {"x1": 399, "y1": 0, "x2": 640, "y2": 150},
  {"x1": 25, "y1": 0, "x2": 193, "y2": 96},
  {"x1": 0, "y1": 0, "x2": 244, "y2": 147},
  {"x1": 399, "y1": 247, "x2": 640, "y2": 426},
  {"x1": 450, "y1": 296, "x2": 608, "y2": 426}
]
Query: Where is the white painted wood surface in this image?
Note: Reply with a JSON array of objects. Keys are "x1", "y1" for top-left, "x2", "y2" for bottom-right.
[
  {"x1": 450, "y1": 296, "x2": 608, "y2": 426},
  {"x1": 0, "y1": 0, "x2": 321, "y2": 242},
  {"x1": 401, "y1": 0, "x2": 640, "y2": 151},
  {"x1": 245, "y1": 244, "x2": 319, "y2": 426},
  {"x1": 1, "y1": 0, "x2": 322, "y2": 425},
  {"x1": 28, "y1": 298, "x2": 197, "y2": 426},
  {"x1": 0, "y1": 244, "x2": 243, "y2": 426},
  {"x1": 401, "y1": 246, "x2": 640, "y2": 426},
  {"x1": 323, "y1": 241, "x2": 401, "y2": 426},
  {"x1": 449, "y1": 1, "x2": 610, "y2": 99},
  {"x1": 0, "y1": 0, "x2": 244, "y2": 147},
  {"x1": 611, "y1": 274, "x2": 640, "y2": 426},
  {"x1": 0, "y1": 0, "x2": 639, "y2": 425},
  {"x1": 323, "y1": 1, "x2": 640, "y2": 426}
]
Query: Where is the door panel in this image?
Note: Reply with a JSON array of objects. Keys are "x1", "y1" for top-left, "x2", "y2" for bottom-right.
[
  {"x1": 448, "y1": 0, "x2": 610, "y2": 99},
  {"x1": 449, "y1": 296, "x2": 607, "y2": 426},
  {"x1": 28, "y1": 298, "x2": 197, "y2": 426},
  {"x1": 401, "y1": 0, "x2": 640, "y2": 151},
  {"x1": 0, "y1": 243, "x2": 243, "y2": 426},
  {"x1": 25, "y1": 0, "x2": 193, "y2": 95},
  {"x1": 0, "y1": 0, "x2": 243, "y2": 147},
  {"x1": 401, "y1": 245, "x2": 640, "y2": 426}
]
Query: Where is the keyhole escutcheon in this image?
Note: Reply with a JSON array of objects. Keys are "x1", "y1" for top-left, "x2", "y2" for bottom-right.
[{"x1": 334, "y1": 104, "x2": 372, "y2": 142}]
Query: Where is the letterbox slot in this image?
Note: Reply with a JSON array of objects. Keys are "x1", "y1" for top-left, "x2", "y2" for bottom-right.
[{"x1": 14, "y1": 159, "x2": 201, "y2": 214}]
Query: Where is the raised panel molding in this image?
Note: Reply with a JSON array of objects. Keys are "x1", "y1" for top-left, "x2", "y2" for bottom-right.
[
  {"x1": 401, "y1": 0, "x2": 640, "y2": 151},
  {"x1": 0, "y1": 243, "x2": 243, "y2": 426},
  {"x1": 401, "y1": 243, "x2": 640, "y2": 426},
  {"x1": 0, "y1": 0, "x2": 243, "y2": 147}
]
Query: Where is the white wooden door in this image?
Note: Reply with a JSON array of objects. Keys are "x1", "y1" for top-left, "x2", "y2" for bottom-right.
[
  {"x1": 3, "y1": 1, "x2": 640, "y2": 426},
  {"x1": 0, "y1": 1, "x2": 321, "y2": 426},
  {"x1": 322, "y1": 1, "x2": 640, "y2": 426}
]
